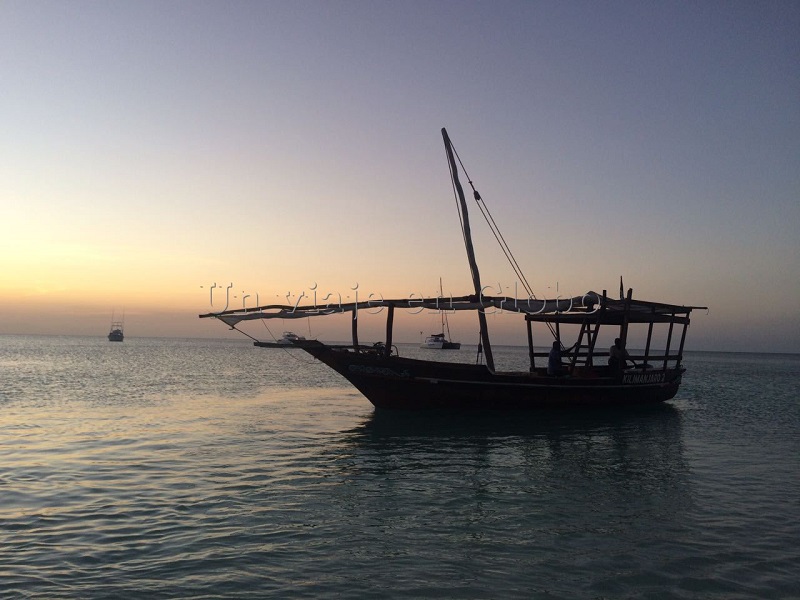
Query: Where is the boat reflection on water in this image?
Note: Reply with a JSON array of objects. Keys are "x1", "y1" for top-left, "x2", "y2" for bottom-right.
[
  {"x1": 336, "y1": 404, "x2": 690, "y2": 511},
  {"x1": 323, "y1": 403, "x2": 693, "y2": 598},
  {"x1": 349, "y1": 402, "x2": 683, "y2": 443}
]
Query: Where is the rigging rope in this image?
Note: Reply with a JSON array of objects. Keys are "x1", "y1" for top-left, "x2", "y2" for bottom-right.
[
  {"x1": 451, "y1": 144, "x2": 536, "y2": 299},
  {"x1": 213, "y1": 319, "x2": 319, "y2": 365},
  {"x1": 448, "y1": 138, "x2": 562, "y2": 344},
  {"x1": 256, "y1": 319, "x2": 318, "y2": 364},
  {"x1": 230, "y1": 323, "x2": 259, "y2": 341}
]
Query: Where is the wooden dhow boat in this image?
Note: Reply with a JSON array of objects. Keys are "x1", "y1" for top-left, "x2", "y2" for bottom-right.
[{"x1": 201, "y1": 129, "x2": 704, "y2": 410}]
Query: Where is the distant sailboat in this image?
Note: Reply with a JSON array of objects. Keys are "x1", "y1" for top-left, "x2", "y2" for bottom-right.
[
  {"x1": 421, "y1": 279, "x2": 461, "y2": 349},
  {"x1": 108, "y1": 311, "x2": 124, "y2": 342}
]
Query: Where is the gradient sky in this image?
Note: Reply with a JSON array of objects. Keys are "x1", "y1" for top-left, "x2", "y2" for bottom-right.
[{"x1": 2, "y1": 1, "x2": 798, "y2": 352}]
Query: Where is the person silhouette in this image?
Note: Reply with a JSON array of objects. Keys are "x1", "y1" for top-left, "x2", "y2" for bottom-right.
[
  {"x1": 608, "y1": 338, "x2": 630, "y2": 373},
  {"x1": 548, "y1": 341, "x2": 564, "y2": 376}
]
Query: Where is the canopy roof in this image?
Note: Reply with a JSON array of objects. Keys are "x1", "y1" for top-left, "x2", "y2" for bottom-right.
[{"x1": 200, "y1": 291, "x2": 706, "y2": 328}]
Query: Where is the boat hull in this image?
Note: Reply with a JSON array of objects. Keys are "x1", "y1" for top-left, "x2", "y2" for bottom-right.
[
  {"x1": 422, "y1": 341, "x2": 462, "y2": 350},
  {"x1": 302, "y1": 343, "x2": 681, "y2": 410},
  {"x1": 421, "y1": 336, "x2": 460, "y2": 350},
  {"x1": 421, "y1": 340, "x2": 444, "y2": 349}
]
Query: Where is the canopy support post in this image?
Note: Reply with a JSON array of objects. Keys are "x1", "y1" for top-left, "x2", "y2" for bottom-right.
[
  {"x1": 384, "y1": 304, "x2": 395, "y2": 358},
  {"x1": 663, "y1": 312, "x2": 675, "y2": 371},
  {"x1": 351, "y1": 308, "x2": 359, "y2": 350},
  {"x1": 676, "y1": 317, "x2": 689, "y2": 370},
  {"x1": 526, "y1": 317, "x2": 535, "y2": 371},
  {"x1": 620, "y1": 287, "x2": 633, "y2": 346},
  {"x1": 643, "y1": 308, "x2": 655, "y2": 368}
]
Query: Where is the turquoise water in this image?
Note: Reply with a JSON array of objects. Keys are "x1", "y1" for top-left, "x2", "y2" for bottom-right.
[{"x1": 1, "y1": 336, "x2": 798, "y2": 598}]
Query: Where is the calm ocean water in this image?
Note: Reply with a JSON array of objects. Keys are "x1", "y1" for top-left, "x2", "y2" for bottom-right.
[{"x1": 1, "y1": 335, "x2": 798, "y2": 599}]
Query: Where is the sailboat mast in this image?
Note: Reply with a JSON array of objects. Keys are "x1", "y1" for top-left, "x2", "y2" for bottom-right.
[
  {"x1": 441, "y1": 128, "x2": 494, "y2": 371},
  {"x1": 439, "y1": 278, "x2": 448, "y2": 338}
]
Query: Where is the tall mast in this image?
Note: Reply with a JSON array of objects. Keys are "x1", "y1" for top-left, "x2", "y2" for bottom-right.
[{"x1": 441, "y1": 128, "x2": 494, "y2": 371}]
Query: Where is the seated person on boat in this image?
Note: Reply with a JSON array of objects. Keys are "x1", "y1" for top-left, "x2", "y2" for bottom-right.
[
  {"x1": 547, "y1": 341, "x2": 565, "y2": 376},
  {"x1": 608, "y1": 338, "x2": 631, "y2": 373}
]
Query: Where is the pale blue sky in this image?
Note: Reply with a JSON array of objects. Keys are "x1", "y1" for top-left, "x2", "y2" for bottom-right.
[{"x1": 1, "y1": 1, "x2": 798, "y2": 351}]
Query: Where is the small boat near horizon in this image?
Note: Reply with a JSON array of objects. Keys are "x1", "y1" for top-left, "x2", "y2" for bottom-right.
[
  {"x1": 108, "y1": 313, "x2": 124, "y2": 342},
  {"x1": 421, "y1": 279, "x2": 461, "y2": 350},
  {"x1": 277, "y1": 331, "x2": 306, "y2": 345},
  {"x1": 421, "y1": 333, "x2": 461, "y2": 350},
  {"x1": 250, "y1": 331, "x2": 315, "y2": 348},
  {"x1": 201, "y1": 129, "x2": 705, "y2": 410}
]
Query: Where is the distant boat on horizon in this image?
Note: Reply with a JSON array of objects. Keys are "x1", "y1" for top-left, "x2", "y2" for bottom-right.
[
  {"x1": 108, "y1": 312, "x2": 124, "y2": 342},
  {"x1": 420, "y1": 332, "x2": 461, "y2": 350},
  {"x1": 421, "y1": 278, "x2": 461, "y2": 350},
  {"x1": 277, "y1": 331, "x2": 305, "y2": 345},
  {"x1": 246, "y1": 331, "x2": 315, "y2": 348}
]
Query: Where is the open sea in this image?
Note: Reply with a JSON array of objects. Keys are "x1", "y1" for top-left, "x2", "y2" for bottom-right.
[{"x1": 1, "y1": 335, "x2": 798, "y2": 599}]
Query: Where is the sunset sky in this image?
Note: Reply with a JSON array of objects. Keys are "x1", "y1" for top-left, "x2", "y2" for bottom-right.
[{"x1": 2, "y1": 1, "x2": 798, "y2": 352}]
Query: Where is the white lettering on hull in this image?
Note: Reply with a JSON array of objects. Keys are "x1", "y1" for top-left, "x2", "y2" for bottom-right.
[
  {"x1": 622, "y1": 372, "x2": 666, "y2": 385},
  {"x1": 349, "y1": 364, "x2": 411, "y2": 378}
]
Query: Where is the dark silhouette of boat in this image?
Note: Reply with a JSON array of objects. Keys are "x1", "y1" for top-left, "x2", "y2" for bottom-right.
[
  {"x1": 254, "y1": 331, "x2": 317, "y2": 348},
  {"x1": 108, "y1": 312, "x2": 124, "y2": 342},
  {"x1": 201, "y1": 129, "x2": 704, "y2": 410},
  {"x1": 421, "y1": 333, "x2": 461, "y2": 350},
  {"x1": 421, "y1": 280, "x2": 460, "y2": 349}
]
